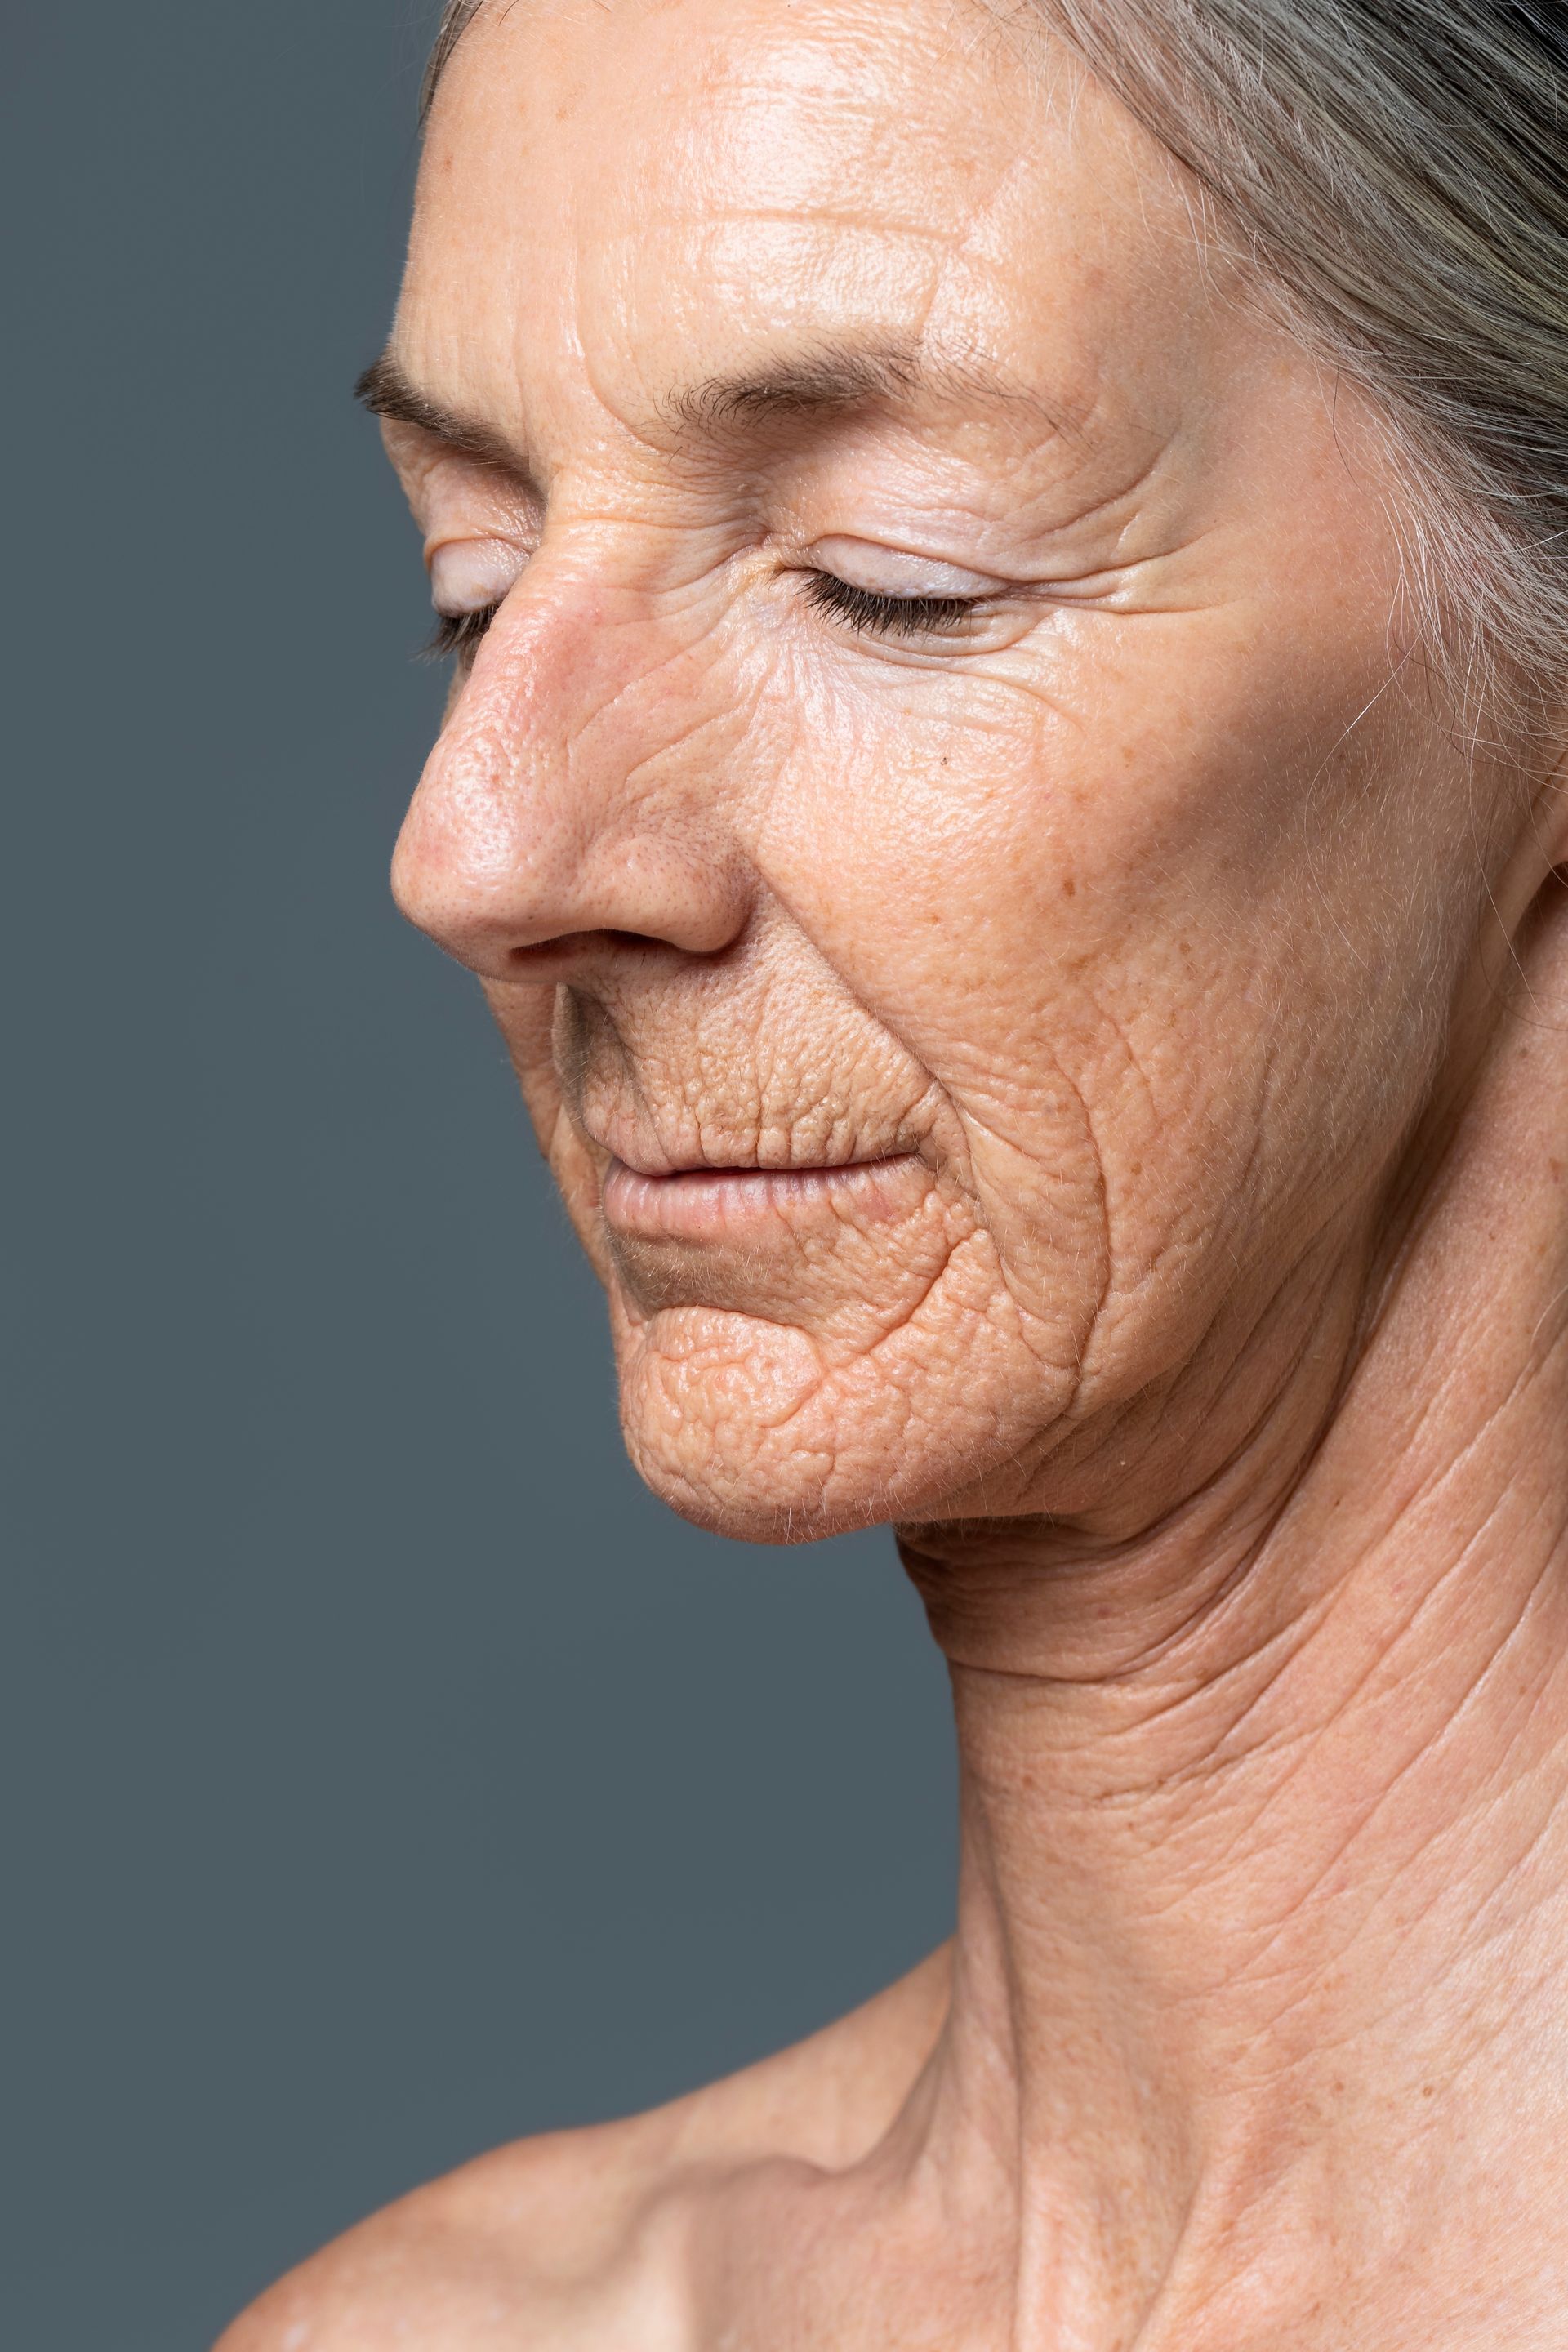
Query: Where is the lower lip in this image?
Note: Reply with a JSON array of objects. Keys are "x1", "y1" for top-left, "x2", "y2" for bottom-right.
[{"x1": 599, "y1": 1156, "x2": 924, "y2": 1243}]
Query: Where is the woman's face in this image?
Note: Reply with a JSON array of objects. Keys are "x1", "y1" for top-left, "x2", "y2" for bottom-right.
[{"x1": 383, "y1": 0, "x2": 1518, "y2": 1541}]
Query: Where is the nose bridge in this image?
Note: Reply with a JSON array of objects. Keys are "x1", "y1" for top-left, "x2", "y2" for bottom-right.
[{"x1": 392, "y1": 551, "x2": 750, "y2": 971}]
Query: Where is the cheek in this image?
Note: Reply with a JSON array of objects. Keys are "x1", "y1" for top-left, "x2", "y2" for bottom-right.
[{"x1": 742, "y1": 613, "x2": 1470, "y2": 1384}]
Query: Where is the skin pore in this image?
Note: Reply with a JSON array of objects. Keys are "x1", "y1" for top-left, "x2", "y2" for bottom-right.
[{"x1": 223, "y1": 0, "x2": 1568, "y2": 2345}]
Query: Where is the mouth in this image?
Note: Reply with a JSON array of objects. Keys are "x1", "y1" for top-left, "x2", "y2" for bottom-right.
[{"x1": 599, "y1": 1153, "x2": 929, "y2": 1244}]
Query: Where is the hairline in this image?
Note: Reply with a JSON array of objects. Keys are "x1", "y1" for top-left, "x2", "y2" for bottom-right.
[{"x1": 421, "y1": 0, "x2": 489, "y2": 129}]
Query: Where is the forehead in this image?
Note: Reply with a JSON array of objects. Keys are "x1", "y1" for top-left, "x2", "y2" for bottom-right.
[{"x1": 399, "y1": 0, "x2": 1210, "y2": 448}]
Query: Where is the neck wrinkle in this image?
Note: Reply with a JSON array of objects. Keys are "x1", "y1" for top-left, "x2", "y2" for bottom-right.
[{"x1": 894, "y1": 947, "x2": 1568, "y2": 2347}]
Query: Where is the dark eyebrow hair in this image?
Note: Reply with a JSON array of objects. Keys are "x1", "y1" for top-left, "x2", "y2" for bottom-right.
[
  {"x1": 354, "y1": 352, "x2": 533, "y2": 477},
  {"x1": 667, "y1": 343, "x2": 926, "y2": 434},
  {"x1": 674, "y1": 341, "x2": 1071, "y2": 449}
]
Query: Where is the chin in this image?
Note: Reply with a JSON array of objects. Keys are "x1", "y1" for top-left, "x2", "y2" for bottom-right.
[{"x1": 610, "y1": 1303, "x2": 1071, "y2": 1547}]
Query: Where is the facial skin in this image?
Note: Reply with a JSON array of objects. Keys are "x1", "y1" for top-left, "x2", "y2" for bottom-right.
[{"x1": 376, "y1": 0, "x2": 1535, "y2": 1552}]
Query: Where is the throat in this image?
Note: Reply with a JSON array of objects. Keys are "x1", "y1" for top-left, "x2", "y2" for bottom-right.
[{"x1": 892, "y1": 1123, "x2": 1568, "y2": 2343}]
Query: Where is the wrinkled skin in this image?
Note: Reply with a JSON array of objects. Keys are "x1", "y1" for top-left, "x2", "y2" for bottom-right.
[
  {"x1": 380, "y1": 0, "x2": 1509, "y2": 1551},
  {"x1": 222, "y1": 0, "x2": 1568, "y2": 2346}
]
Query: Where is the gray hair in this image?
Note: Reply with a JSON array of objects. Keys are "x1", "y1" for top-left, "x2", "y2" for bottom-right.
[
  {"x1": 421, "y1": 0, "x2": 487, "y2": 125},
  {"x1": 422, "y1": 0, "x2": 1568, "y2": 717}
]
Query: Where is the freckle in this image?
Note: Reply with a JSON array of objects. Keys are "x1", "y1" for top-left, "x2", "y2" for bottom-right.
[
  {"x1": 1550, "y1": 1158, "x2": 1563, "y2": 1181},
  {"x1": 1178, "y1": 939, "x2": 1192, "y2": 956},
  {"x1": 1129, "y1": 1161, "x2": 1143, "y2": 1177},
  {"x1": 1062, "y1": 876, "x2": 1076, "y2": 898}
]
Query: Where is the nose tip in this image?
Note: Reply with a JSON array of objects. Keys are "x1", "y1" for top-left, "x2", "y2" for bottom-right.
[
  {"x1": 391, "y1": 780, "x2": 749, "y2": 979},
  {"x1": 389, "y1": 595, "x2": 755, "y2": 979}
]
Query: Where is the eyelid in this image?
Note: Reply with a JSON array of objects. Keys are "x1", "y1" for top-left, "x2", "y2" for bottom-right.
[
  {"x1": 804, "y1": 536, "x2": 1010, "y2": 599},
  {"x1": 426, "y1": 534, "x2": 529, "y2": 615}
]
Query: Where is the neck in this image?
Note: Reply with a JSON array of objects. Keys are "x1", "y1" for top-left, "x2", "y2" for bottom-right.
[{"x1": 899, "y1": 902, "x2": 1568, "y2": 2349}]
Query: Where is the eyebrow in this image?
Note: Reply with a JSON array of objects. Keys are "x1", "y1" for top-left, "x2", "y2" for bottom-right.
[
  {"x1": 356, "y1": 339, "x2": 1058, "y2": 466},
  {"x1": 355, "y1": 353, "x2": 532, "y2": 475},
  {"x1": 668, "y1": 342, "x2": 927, "y2": 433}
]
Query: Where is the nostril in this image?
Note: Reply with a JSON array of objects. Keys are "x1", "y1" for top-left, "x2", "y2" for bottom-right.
[
  {"x1": 504, "y1": 935, "x2": 584, "y2": 974},
  {"x1": 501, "y1": 927, "x2": 681, "y2": 977}
]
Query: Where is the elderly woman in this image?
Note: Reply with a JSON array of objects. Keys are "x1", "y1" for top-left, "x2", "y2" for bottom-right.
[{"x1": 224, "y1": 0, "x2": 1568, "y2": 2342}]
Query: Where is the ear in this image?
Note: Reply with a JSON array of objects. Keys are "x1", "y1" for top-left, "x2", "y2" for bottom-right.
[
  {"x1": 1533, "y1": 698, "x2": 1568, "y2": 875},
  {"x1": 1475, "y1": 710, "x2": 1568, "y2": 961}
]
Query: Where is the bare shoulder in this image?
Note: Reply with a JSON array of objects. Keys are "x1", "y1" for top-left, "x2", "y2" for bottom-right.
[{"x1": 214, "y1": 1946, "x2": 951, "y2": 2351}]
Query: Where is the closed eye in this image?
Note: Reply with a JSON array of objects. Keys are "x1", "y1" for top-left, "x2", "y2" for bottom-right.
[
  {"x1": 803, "y1": 569, "x2": 986, "y2": 639},
  {"x1": 425, "y1": 572, "x2": 992, "y2": 662}
]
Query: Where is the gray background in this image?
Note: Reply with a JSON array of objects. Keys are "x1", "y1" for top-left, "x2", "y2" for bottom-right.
[{"x1": 0, "y1": 5, "x2": 956, "y2": 2345}]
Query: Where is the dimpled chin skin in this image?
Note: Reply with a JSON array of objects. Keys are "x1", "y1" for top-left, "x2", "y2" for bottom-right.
[
  {"x1": 394, "y1": 0, "x2": 1503, "y2": 1551},
  {"x1": 608, "y1": 1184, "x2": 1075, "y2": 1544}
]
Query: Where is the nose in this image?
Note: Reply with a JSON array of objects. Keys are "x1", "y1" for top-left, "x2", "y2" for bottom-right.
[{"x1": 390, "y1": 563, "x2": 755, "y2": 980}]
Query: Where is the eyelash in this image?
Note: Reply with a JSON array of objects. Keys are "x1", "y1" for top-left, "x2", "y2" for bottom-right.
[
  {"x1": 421, "y1": 570, "x2": 987, "y2": 666},
  {"x1": 422, "y1": 604, "x2": 501, "y2": 664},
  {"x1": 803, "y1": 569, "x2": 985, "y2": 639}
]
